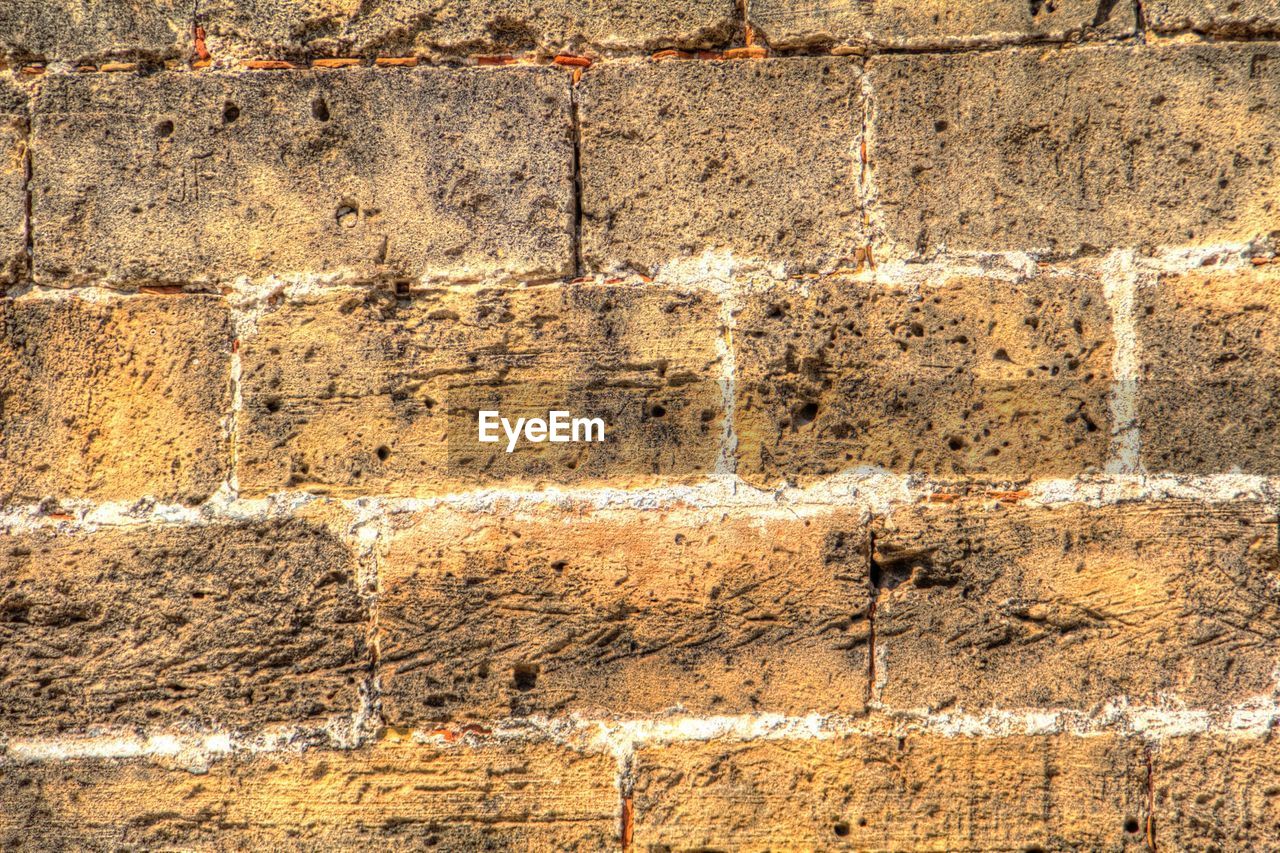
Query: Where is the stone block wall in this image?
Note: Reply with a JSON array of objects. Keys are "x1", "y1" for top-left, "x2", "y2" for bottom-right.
[{"x1": 2, "y1": 2, "x2": 1280, "y2": 849}]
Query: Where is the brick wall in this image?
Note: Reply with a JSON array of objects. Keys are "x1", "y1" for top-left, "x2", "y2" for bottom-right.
[{"x1": 2, "y1": 2, "x2": 1280, "y2": 850}]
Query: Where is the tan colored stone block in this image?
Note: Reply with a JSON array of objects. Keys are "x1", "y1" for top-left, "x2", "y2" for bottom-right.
[
  {"x1": 379, "y1": 506, "x2": 870, "y2": 723},
  {"x1": 236, "y1": 283, "x2": 723, "y2": 496},
  {"x1": 733, "y1": 271, "x2": 1113, "y2": 486},
  {"x1": 201, "y1": 0, "x2": 737, "y2": 59},
  {"x1": 0, "y1": 739, "x2": 617, "y2": 850},
  {"x1": 0, "y1": 294, "x2": 231, "y2": 503},
  {"x1": 868, "y1": 45, "x2": 1280, "y2": 257},
  {"x1": 872, "y1": 500, "x2": 1280, "y2": 711},
  {"x1": 0, "y1": 519, "x2": 367, "y2": 733},
  {"x1": 0, "y1": 1, "x2": 189, "y2": 64},
  {"x1": 631, "y1": 734, "x2": 1149, "y2": 850},
  {"x1": 579, "y1": 58, "x2": 863, "y2": 276},
  {"x1": 1146, "y1": 0, "x2": 1280, "y2": 34},
  {"x1": 31, "y1": 68, "x2": 573, "y2": 287},
  {"x1": 1137, "y1": 268, "x2": 1280, "y2": 474},
  {"x1": 750, "y1": 0, "x2": 1133, "y2": 50},
  {"x1": 1154, "y1": 733, "x2": 1280, "y2": 850}
]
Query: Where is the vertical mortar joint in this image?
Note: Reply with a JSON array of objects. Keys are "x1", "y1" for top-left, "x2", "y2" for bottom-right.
[{"x1": 568, "y1": 75, "x2": 584, "y2": 278}]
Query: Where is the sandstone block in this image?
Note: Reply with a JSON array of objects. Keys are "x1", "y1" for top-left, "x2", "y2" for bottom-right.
[
  {"x1": 733, "y1": 271, "x2": 1113, "y2": 486},
  {"x1": 1137, "y1": 268, "x2": 1280, "y2": 474},
  {"x1": 0, "y1": 739, "x2": 617, "y2": 850},
  {"x1": 868, "y1": 45, "x2": 1280, "y2": 257},
  {"x1": 200, "y1": 0, "x2": 737, "y2": 59},
  {"x1": 0, "y1": 1, "x2": 189, "y2": 64},
  {"x1": 871, "y1": 500, "x2": 1280, "y2": 711},
  {"x1": 750, "y1": 0, "x2": 1133, "y2": 50},
  {"x1": 1154, "y1": 733, "x2": 1280, "y2": 850},
  {"x1": 631, "y1": 734, "x2": 1149, "y2": 850},
  {"x1": 579, "y1": 58, "x2": 863, "y2": 275},
  {"x1": 0, "y1": 294, "x2": 231, "y2": 504},
  {"x1": 31, "y1": 68, "x2": 573, "y2": 287},
  {"x1": 379, "y1": 507, "x2": 871, "y2": 723},
  {"x1": 1146, "y1": 0, "x2": 1280, "y2": 35},
  {"x1": 236, "y1": 283, "x2": 723, "y2": 495},
  {"x1": 0, "y1": 519, "x2": 366, "y2": 733}
]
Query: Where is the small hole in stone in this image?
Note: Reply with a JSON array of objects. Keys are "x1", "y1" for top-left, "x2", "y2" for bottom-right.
[
  {"x1": 551, "y1": 560, "x2": 567, "y2": 572},
  {"x1": 265, "y1": 397, "x2": 282, "y2": 413},
  {"x1": 312, "y1": 97, "x2": 330, "y2": 121},
  {"x1": 947, "y1": 436, "x2": 965, "y2": 451},
  {"x1": 223, "y1": 102, "x2": 240, "y2": 123},
  {"x1": 512, "y1": 663, "x2": 539, "y2": 691},
  {"x1": 934, "y1": 120, "x2": 948, "y2": 132},
  {"x1": 833, "y1": 822, "x2": 850, "y2": 837},
  {"x1": 375, "y1": 445, "x2": 390, "y2": 462},
  {"x1": 336, "y1": 206, "x2": 358, "y2": 229},
  {"x1": 156, "y1": 119, "x2": 174, "y2": 137},
  {"x1": 650, "y1": 404, "x2": 666, "y2": 418},
  {"x1": 857, "y1": 818, "x2": 867, "y2": 827},
  {"x1": 1124, "y1": 818, "x2": 1140, "y2": 834},
  {"x1": 794, "y1": 401, "x2": 819, "y2": 428}
]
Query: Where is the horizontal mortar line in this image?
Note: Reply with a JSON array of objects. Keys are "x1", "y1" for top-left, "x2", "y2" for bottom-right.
[
  {"x1": 3, "y1": 471, "x2": 1280, "y2": 532},
  {"x1": 6, "y1": 697, "x2": 1280, "y2": 767},
  {"x1": 17, "y1": 25, "x2": 1279, "y2": 76},
  {"x1": 4, "y1": 242, "x2": 1269, "y2": 304}
]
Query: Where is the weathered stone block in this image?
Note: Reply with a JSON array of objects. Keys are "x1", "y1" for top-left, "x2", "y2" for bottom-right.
[
  {"x1": 871, "y1": 500, "x2": 1280, "y2": 711},
  {"x1": 631, "y1": 735, "x2": 1149, "y2": 850},
  {"x1": 1137, "y1": 268, "x2": 1280, "y2": 474},
  {"x1": 750, "y1": 0, "x2": 1133, "y2": 50},
  {"x1": 733, "y1": 271, "x2": 1113, "y2": 485},
  {"x1": 379, "y1": 507, "x2": 871, "y2": 723},
  {"x1": 1146, "y1": 0, "x2": 1280, "y2": 35},
  {"x1": 0, "y1": 519, "x2": 366, "y2": 733},
  {"x1": 0, "y1": 294, "x2": 231, "y2": 503},
  {"x1": 0, "y1": 1, "x2": 189, "y2": 64},
  {"x1": 200, "y1": 0, "x2": 738, "y2": 59},
  {"x1": 236, "y1": 283, "x2": 723, "y2": 495},
  {"x1": 1154, "y1": 733, "x2": 1280, "y2": 850},
  {"x1": 868, "y1": 45, "x2": 1280, "y2": 257},
  {"x1": 31, "y1": 67, "x2": 573, "y2": 286},
  {"x1": 579, "y1": 58, "x2": 863, "y2": 275},
  {"x1": 0, "y1": 739, "x2": 617, "y2": 850}
]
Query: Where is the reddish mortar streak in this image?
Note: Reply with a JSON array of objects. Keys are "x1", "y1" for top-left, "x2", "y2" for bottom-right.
[{"x1": 621, "y1": 796, "x2": 634, "y2": 850}]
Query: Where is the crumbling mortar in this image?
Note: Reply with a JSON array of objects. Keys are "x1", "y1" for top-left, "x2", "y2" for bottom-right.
[{"x1": 7, "y1": 689, "x2": 1280, "y2": 773}]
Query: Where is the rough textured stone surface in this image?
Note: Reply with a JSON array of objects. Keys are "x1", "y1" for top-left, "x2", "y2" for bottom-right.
[
  {"x1": 1154, "y1": 733, "x2": 1280, "y2": 849},
  {"x1": 0, "y1": 1, "x2": 189, "y2": 64},
  {"x1": 872, "y1": 500, "x2": 1280, "y2": 711},
  {"x1": 201, "y1": 0, "x2": 737, "y2": 59},
  {"x1": 0, "y1": 295, "x2": 231, "y2": 504},
  {"x1": 733, "y1": 271, "x2": 1113, "y2": 486},
  {"x1": 750, "y1": 0, "x2": 1133, "y2": 50},
  {"x1": 579, "y1": 58, "x2": 863, "y2": 275},
  {"x1": 0, "y1": 78, "x2": 25, "y2": 286},
  {"x1": 379, "y1": 507, "x2": 870, "y2": 723},
  {"x1": 0, "y1": 739, "x2": 617, "y2": 850},
  {"x1": 1137, "y1": 268, "x2": 1280, "y2": 474},
  {"x1": 631, "y1": 735, "x2": 1149, "y2": 850},
  {"x1": 32, "y1": 68, "x2": 572, "y2": 287},
  {"x1": 0, "y1": 519, "x2": 366, "y2": 733},
  {"x1": 1146, "y1": 0, "x2": 1280, "y2": 34},
  {"x1": 868, "y1": 45, "x2": 1280, "y2": 257},
  {"x1": 237, "y1": 283, "x2": 723, "y2": 496}
]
